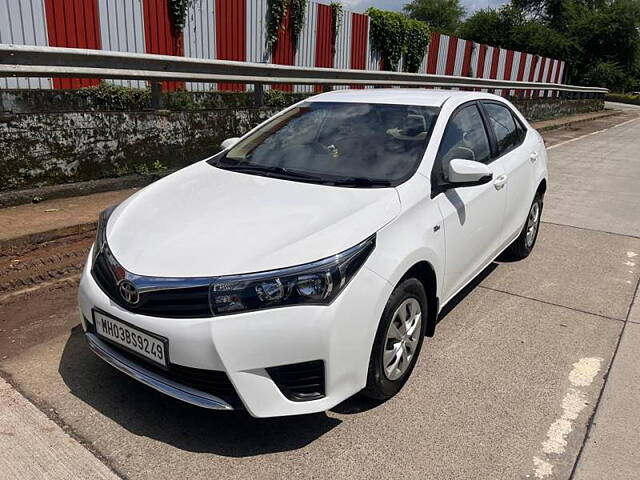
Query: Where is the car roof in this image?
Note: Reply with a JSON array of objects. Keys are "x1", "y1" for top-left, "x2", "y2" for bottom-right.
[{"x1": 305, "y1": 88, "x2": 498, "y2": 107}]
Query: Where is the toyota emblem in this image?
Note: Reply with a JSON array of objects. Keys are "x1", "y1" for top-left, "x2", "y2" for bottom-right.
[{"x1": 118, "y1": 279, "x2": 140, "y2": 305}]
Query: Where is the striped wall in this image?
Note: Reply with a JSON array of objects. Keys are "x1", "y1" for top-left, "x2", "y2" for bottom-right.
[
  {"x1": 98, "y1": 0, "x2": 146, "y2": 88},
  {"x1": 184, "y1": 0, "x2": 216, "y2": 91},
  {"x1": 45, "y1": 0, "x2": 102, "y2": 89},
  {"x1": 0, "y1": 0, "x2": 50, "y2": 89},
  {"x1": 1, "y1": 0, "x2": 566, "y2": 97}
]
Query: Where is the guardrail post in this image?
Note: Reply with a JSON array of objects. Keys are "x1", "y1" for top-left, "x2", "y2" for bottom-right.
[
  {"x1": 253, "y1": 83, "x2": 264, "y2": 107},
  {"x1": 150, "y1": 82, "x2": 163, "y2": 109}
]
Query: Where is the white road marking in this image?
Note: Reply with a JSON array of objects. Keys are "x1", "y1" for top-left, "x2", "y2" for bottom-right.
[
  {"x1": 533, "y1": 457, "x2": 554, "y2": 479},
  {"x1": 627, "y1": 251, "x2": 638, "y2": 258},
  {"x1": 547, "y1": 117, "x2": 640, "y2": 150},
  {"x1": 532, "y1": 357, "x2": 603, "y2": 477},
  {"x1": 625, "y1": 261, "x2": 636, "y2": 267},
  {"x1": 542, "y1": 389, "x2": 589, "y2": 454},
  {"x1": 569, "y1": 357, "x2": 603, "y2": 387}
]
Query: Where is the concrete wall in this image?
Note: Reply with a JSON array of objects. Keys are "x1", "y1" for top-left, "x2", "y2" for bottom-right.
[
  {"x1": 0, "y1": 90, "x2": 603, "y2": 193},
  {"x1": 512, "y1": 97, "x2": 604, "y2": 122},
  {"x1": 0, "y1": 108, "x2": 277, "y2": 192}
]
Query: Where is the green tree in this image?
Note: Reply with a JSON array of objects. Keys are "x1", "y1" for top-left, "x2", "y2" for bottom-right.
[
  {"x1": 456, "y1": 7, "x2": 517, "y2": 48},
  {"x1": 458, "y1": 0, "x2": 640, "y2": 90},
  {"x1": 457, "y1": 5, "x2": 571, "y2": 60},
  {"x1": 403, "y1": 0, "x2": 466, "y2": 34}
]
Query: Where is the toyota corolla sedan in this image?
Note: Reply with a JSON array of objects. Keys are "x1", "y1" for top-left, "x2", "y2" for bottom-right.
[{"x1": 78, "y1": 89, "x2": 548, "y2": 417}]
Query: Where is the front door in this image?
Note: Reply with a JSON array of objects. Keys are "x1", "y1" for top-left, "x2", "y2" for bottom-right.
[
  {"x1": 431, "y1": 103, "x2": 507, "y2": 303},
  {"x1": 481, "y1": 101, "x2": 536, "y2": 241}
]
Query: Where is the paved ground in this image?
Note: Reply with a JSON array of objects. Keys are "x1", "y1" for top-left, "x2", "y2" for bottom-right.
[
  {"x1": 0, "y1": 377, "x2": 119, "y2": 480},
  {"x1": 1, "y1": 110, "x2": 639, "y2": 479},
  {"x1": 0, "y1": 189, "x2": 139, "y2": 248}
]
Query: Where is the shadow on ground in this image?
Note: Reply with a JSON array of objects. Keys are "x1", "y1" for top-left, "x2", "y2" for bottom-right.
[
  {"x1": 333, "y1": 261, "x2": 500, "y2": 415},
  {"x1": 58, "y1": 330, "x2": 341, "y2": 457},
  {"x1": 58, "y1": 261, "x2": 501, "y2": 455}
]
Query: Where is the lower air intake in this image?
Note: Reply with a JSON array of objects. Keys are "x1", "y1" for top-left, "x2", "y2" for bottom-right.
[{"x1": 267, "y1": 360, "x2": 325, "y2": 402}]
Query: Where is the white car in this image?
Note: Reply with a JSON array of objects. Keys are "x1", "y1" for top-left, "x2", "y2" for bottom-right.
[{"x1": 78, "y1": 89, "x2": 548, "y2": 418}]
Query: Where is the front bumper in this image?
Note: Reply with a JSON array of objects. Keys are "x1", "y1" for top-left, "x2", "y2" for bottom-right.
[
  {"x1": 78, "y1": 258, "x2": 392, "y2": 418},
  {"x1": 86, "y1": 333, "x2": 234, "y2": 410}
]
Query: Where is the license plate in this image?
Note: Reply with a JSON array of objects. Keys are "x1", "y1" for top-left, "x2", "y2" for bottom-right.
[{"x1": 93, "y1": 310, "x2": 167, "y2": 367}]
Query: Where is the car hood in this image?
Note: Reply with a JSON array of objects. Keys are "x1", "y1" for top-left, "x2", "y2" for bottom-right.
[{"x1": 106, "y1": 161, "x2": 401, "y2": 277}]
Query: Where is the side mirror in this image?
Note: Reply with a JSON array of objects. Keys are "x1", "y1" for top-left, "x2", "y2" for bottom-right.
[
  {"x1": 220, "y1": 137, "x2": 241, "y2": 150},
  {"x1": 448, "y1": 159, "x2": 493, "y2": 186}
]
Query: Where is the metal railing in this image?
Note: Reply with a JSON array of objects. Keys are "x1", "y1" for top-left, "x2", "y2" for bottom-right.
[{"x1": 0, "y1": 44, "x2": 608, "y2": 106}]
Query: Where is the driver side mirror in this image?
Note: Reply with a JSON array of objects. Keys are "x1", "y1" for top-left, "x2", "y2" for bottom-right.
[
  {"x1": 220, "y1": 137, "x2": 241, "y2": 150},
  {"x1": 447, "y1": 159, "x2": 493, "y2": 187}
]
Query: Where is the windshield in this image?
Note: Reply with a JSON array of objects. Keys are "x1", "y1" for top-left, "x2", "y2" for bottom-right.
[{"x1": 212, "y1": 101, "x2": 440, "y2": 187}]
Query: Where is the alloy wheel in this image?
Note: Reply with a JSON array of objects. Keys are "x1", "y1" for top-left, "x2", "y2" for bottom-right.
[
  {"x1": 525, "y1": 201, "x2": 540, "y2": 248},
  {"x1": 383, "y1": 297, "x2": 422, "y2": 381}
]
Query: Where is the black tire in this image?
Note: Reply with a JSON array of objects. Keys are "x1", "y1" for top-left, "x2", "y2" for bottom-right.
[
  {"x1": 505, "y1": 192, "x2": 543, "y2": 260},
  {"x1": 362, "y1": 278, "x2": 428, "y2": 401}
]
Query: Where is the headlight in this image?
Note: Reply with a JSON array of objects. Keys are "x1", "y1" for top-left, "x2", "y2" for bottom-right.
[
  {"x1": 209, "y1": 235, "x2": 376, "y2": 315},
  {"x1": 92, "y1": 205, "x2": 117, "y2": 265}
]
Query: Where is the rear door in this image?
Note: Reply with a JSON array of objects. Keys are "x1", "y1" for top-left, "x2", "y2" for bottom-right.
[
  {"x1": 480, "y1": 101, "x2": 536, "y2": 241},
  {"x1": 431, "y1": 102, "x2": 507, "y2": 302}
]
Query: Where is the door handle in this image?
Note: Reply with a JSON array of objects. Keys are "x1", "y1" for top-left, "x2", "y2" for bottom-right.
[
  {"x1": 494, "y1": 174, "x2": 507, "y2": 190},
  {"x1": 530, "y1": 152, "x2": 538, "y2": 163}
]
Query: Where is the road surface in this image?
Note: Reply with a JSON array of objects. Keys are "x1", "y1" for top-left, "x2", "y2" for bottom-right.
[{"x1": 1, "y1": 109, "x2": 639, "y2": 479}]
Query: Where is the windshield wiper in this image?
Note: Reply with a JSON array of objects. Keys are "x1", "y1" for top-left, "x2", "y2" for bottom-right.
[
  {"x1": 219, "y1": 163, "x2": 330, "y2": 182},
  {"x1": 217, "y1": 163, "x2": 392, "y2": 187},
  {"x1": 330, "y1": 177, "x2": 393, "y2": 187}
]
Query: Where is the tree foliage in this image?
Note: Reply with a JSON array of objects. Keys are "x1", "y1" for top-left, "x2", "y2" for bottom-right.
[
  {"x1": 403, "y1": 0, "x2": 466, "y2": 34},
  {"x1": 457, "y1": 0, "x2": 640, "y2": 91},
  {"x1": 367, "y1": 8, "x2": 430, "y2": 73},
  {"x1": 457, "y1": 6, "x2": 571, "y2": 59}
]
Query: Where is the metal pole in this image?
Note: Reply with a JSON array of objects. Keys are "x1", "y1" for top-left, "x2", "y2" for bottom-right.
[
  {"x1": 253, "y1": 83, "x2": 264, "y2": 107},
  {"x1": 150, "y1": 81, "x2": 162, "y2": 109}
]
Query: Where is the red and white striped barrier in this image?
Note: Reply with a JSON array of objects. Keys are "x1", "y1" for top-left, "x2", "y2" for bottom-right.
[{"x1": 0, "y1": 0, "x2": 565, "y2": 97}]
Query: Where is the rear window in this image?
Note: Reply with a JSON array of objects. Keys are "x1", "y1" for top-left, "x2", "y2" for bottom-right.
[{"x1": 483, "y1": 102, "x2": 523, "y2": 156}]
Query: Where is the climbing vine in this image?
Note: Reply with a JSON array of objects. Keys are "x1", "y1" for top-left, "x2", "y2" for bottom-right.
[
  {"x1": 330, "y1": 2, "x2": 343, "y2": 54},
  {"x1": 404, "y1": 19, "x2": 430, "y2": 73},
  {"x1": 366, "y1": 8, "x2": 429, "y2": 73},
  {"x1": 168, "y1": 0, "x2": 192, "y2": 32},
  {"x1": 267, "y1": 0, "x2": 287, "y2": 48},
  {"x1": 289, "y1": 0, "x2": 307, "y2": 47},
  {"x1": 267, "y1": 0, "x2": 308, "y2": 51},
  {"x1": 366, "y1": 8, "x2": 405, "y2": 71}
]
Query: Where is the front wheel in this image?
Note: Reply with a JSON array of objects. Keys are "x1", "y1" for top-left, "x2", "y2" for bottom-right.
[
  {"x1": 505, "y1": 192, "x2": 543, "y2": 260},
  {"x1": 362, "y1": 278, "x2": 428, "y2": 401}
]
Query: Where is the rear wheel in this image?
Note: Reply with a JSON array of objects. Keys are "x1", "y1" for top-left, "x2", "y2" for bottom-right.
[
  {"x1": 362, "y1": 278, "x2": 428, "y2": 400},
  {"x1": 505, "y1": 192, "x2": 543, "y2": 260}
]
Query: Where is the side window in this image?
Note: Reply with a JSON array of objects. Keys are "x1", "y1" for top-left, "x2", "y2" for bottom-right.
[
  {"x1": 513, "y1": 113, "x2": 527, "y2": 143},
  {"x1": 483, "y1": 102, "x2": 522, "y2": 156},
  {"x1": 434, "y1": 104, "x2": 491, "y2": 182}
]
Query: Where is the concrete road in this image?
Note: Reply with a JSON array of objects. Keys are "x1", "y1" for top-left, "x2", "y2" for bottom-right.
[{"x1": 1, "y1": 111, "x2": 639, "y2": 480}]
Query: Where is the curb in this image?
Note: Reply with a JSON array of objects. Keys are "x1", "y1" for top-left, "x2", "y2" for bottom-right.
[
  {"x1": 532, "y1": 110, "x2": 620, "y2": 132},
  {"x1": 0, "y1": 222, "x2": 97, "y2": 253},
  {"x1": 0, "y1": 170, "x2": 175, "y2": 209}
]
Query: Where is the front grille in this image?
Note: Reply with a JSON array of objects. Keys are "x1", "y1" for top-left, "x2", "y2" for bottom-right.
[
  {"x1": 92, "y1": 250, "x2": 120, "y2": 299},
  {"x1": 267, "y1": 360, "x2": 326, "y2": 402},
  {"x1": 91, "y1": 248, "x2": 212, "y2": 318},
  {"x1": 87, "y1": 322, "x2": 242, "y2": 408}
]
